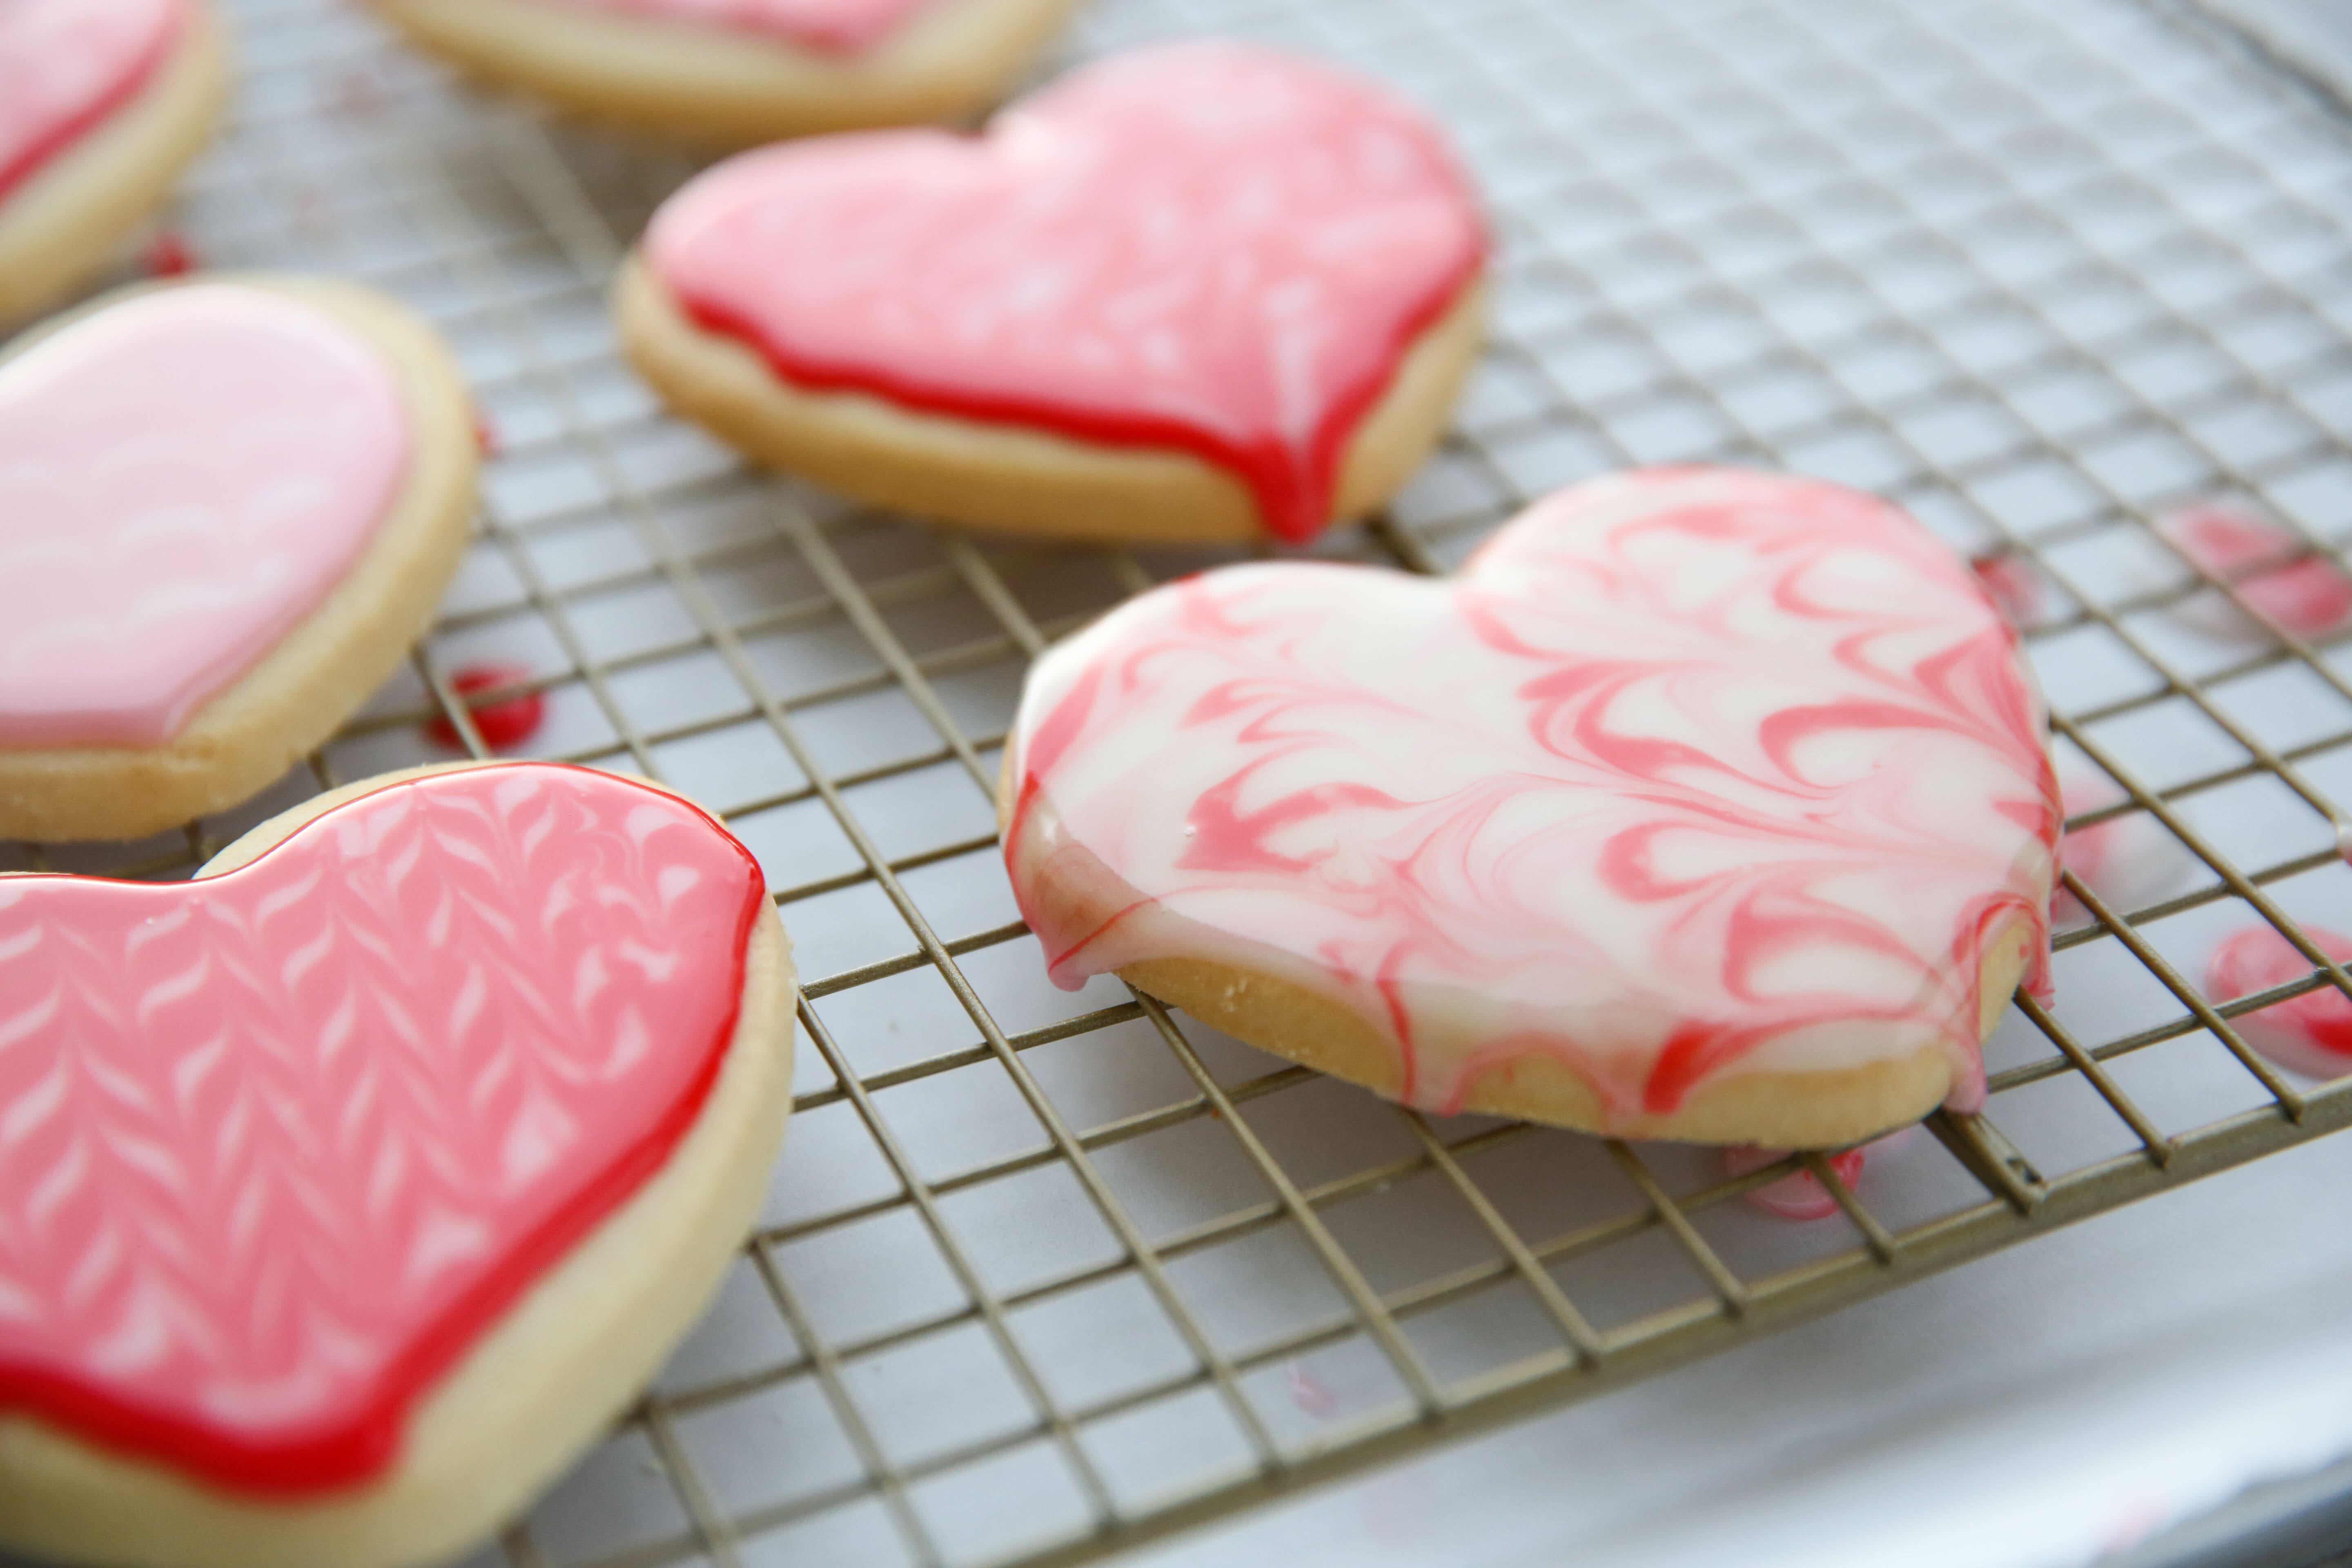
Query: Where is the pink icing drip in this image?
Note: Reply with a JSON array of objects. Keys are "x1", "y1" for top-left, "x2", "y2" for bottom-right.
[
  {"x1": 532, "y1": 0, "x2": 935, "y2": 51},
  {"x1": 0, "y1": 764, "x2": 767, "y2": 1492},
  {"x1": 0, "y1": 0, "x2": 179, "y2": 203},
  {"x1": 2158, "y1": 500, "x2": 2352, "y2": 643},
  {"x1": 1003, "y1": 469, "x2": 2059, "y2": 1127},
  {"x1": 2206, "y1": 924, "x2": 2352, "y2": 1080},
  {"x1": 0, "y1": 284, "x2": 412, "y2": 749},
  {"x1": 644, "y1": 42, "x2": 1487, "y2": 543}
]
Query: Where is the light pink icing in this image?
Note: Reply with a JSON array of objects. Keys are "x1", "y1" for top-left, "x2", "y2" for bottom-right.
[
  {"x1": 2207, "y1": 924, "x2": 2352, "y2": 1080},
  {"x1": 645, "y1": 42, "x2": 1486, "y2": 543},
  {"x1": 0, "y1": 284, "x2": 412, "y2": 749},
  {"x1": 530, "y1": 0, "x2": 935, "y2": 51},
  {"x1": 0, "y1": 0, "x2": 180, "y2": 203},
  {"x1": 1004, "y1": 469, "x2": 2060, "y2": 1126},
  {"x1": 0, "y1": 764, "x2": 766, "y2": 1491}
]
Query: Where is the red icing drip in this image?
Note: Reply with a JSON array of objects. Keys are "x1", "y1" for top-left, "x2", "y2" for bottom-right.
[
  {"x1": 0, "y1": 0, "x2": 181, "y2": 205},
  {"x1": 425, "y1": 663, "x2": 547, "y2": 751},
  {"x1": 0, "y1": 765, "x2": 766, "y2": 1493},
  {"x1": 646, "y1": 43, "x2": 1486, "y2": 544}
]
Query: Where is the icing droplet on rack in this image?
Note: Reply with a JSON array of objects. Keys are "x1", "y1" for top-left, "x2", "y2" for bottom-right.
[
  {"x1": 538, "y1": 0, "x2": 938, "y2": 51},
  {"x1": 426, "y1": 663, "x2": 547, "y2": 752},
  {"x1": 0, "y1": 284, "x2": 411, "y2": 748},
  {"x1": 1004, "y1": 468, "x2": 2060, "y2": 1128},
  {"x1": 2158, "y1": 500, "x2": 2352, "y2": 644},
  {"x1": 1725, "y1": 1145, "x2": 1870, "y2": 1222},
  {"x1": 2053, "y1": 768, "x2": 2192, "y2": 929},
  {"x1": 140, "y1": 229, "x2": 197, "y2": 277},
  {"x1": 2206, "y1": 924, "x2": 2352, "y2": 1080},
  {"x1": 0, "y1": 764, "x2": 767, "y2": 1492},
  {"x1": 645, "y1": 42, "x2": 1486, "y2": 544},
  {"x1": 0, "y1": 0, "x2": 180, "y2": 203}
]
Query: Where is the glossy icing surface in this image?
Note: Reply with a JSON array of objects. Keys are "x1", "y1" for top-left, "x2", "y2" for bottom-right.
[
  {"x1": 0, "y1": 765, "x2": 767, "y2": 1492},
  {"x1": 536, "y1": 0, "x2": 935, "y2": 51},
  {"x1": 0, "y1": 0, "x2": 179, "y2": 203},
  {"x1": 1004, "y1": 469, "x2": 2059, "y2": 1124},
  {"x1": 0, "y1": 285, "x2": 411, "y2": 749},
  {"x1": 645, "y1": 42, "x2": 1486, "y2": 543},
  {"x1": 2207, "y1": 924, "x2": 2352, "y2": 1080}
]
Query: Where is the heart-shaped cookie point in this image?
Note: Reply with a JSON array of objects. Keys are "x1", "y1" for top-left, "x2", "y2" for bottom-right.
[
  {"x1": 635, "y1": 40, "x2": 1486, "y2": 543},
  {"x1": 0, "y1": 0, "x2": 181, "y2": 203},
  {"x1": 0, "y1": 764, "x2": 770, "y2": 1494},
  {"x1": 1004, "y1": 468, "x2": 2060, "y2": 1147},
  {"x1": 0, "y1": 284, "x2": 410, "y2": 749}
]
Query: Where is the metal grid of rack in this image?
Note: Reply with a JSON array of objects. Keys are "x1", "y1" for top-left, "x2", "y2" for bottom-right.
[{"x1": 10, "y1": 0, "x2": 2352, "y2": 1563}]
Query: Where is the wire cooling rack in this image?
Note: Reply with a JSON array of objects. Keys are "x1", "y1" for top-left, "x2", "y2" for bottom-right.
[{"x1": 9, "y1": 0, "x2": 2352, "y2": 1564}]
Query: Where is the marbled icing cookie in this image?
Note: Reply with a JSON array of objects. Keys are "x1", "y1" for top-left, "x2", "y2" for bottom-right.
[{"x1": 1001, "y1": 468, "x2": 2060, "y2": 1147}]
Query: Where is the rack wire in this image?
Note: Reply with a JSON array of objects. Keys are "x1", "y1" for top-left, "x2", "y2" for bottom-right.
[{"x1": 10, "y1": 0, "x2": 2352, "y2": 1563}]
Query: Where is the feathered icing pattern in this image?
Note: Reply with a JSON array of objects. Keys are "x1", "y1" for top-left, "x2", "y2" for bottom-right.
[
  {"x1": 0, "y1": 766, "x2": 766, "y2": 1492},
  {"x1": 0, "y1": 285, "x2": 410, "y2": 748},
  {"x1": 645, "y1": 41, "x2": 1486, "y2": 543},
  {"x1": 1004, "y1": 469, "x2": 2059, "y2": 1123},
  {"x1": 541, "y1": 0, "x2": 936, "y2": 51},
  {"x1": 0, "y1": 0, "x2": 179, "y2": 201}
]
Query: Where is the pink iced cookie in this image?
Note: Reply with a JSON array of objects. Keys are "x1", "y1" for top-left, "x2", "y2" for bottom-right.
[
  {"x1": 2207, "y1": 924, "x2": 2352, "y2": 1080},
  {"x1": 0, "y1": 281, "x2": 479, "y2": 841},
  {"x1": 621, "y1": 41, "x2": 1488, "y2": 545},
  {"x1": 0, "y1": 764, "x2": 795, "y2": 1568},
  {"x1": 0, "y1": 0, "x2": 225, "y2": 321},
  {"x1": 1002, "y1": 468, "x2": 2060, "y2": 1147}
]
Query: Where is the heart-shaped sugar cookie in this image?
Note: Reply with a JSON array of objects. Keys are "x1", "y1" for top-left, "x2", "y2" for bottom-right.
[
  {"x1": 0, "y1": 281, "x2": 477, "y2": 841},
  {"x1": 1003, "y1": 469, "x2": 2059, "y2": 1147},
  {"x1": 626, "y1": 41, "x2": 1486, "y2": 543},
  {"x1": 0, "y1": 764, "x2": 786, "y2": 1562}
]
